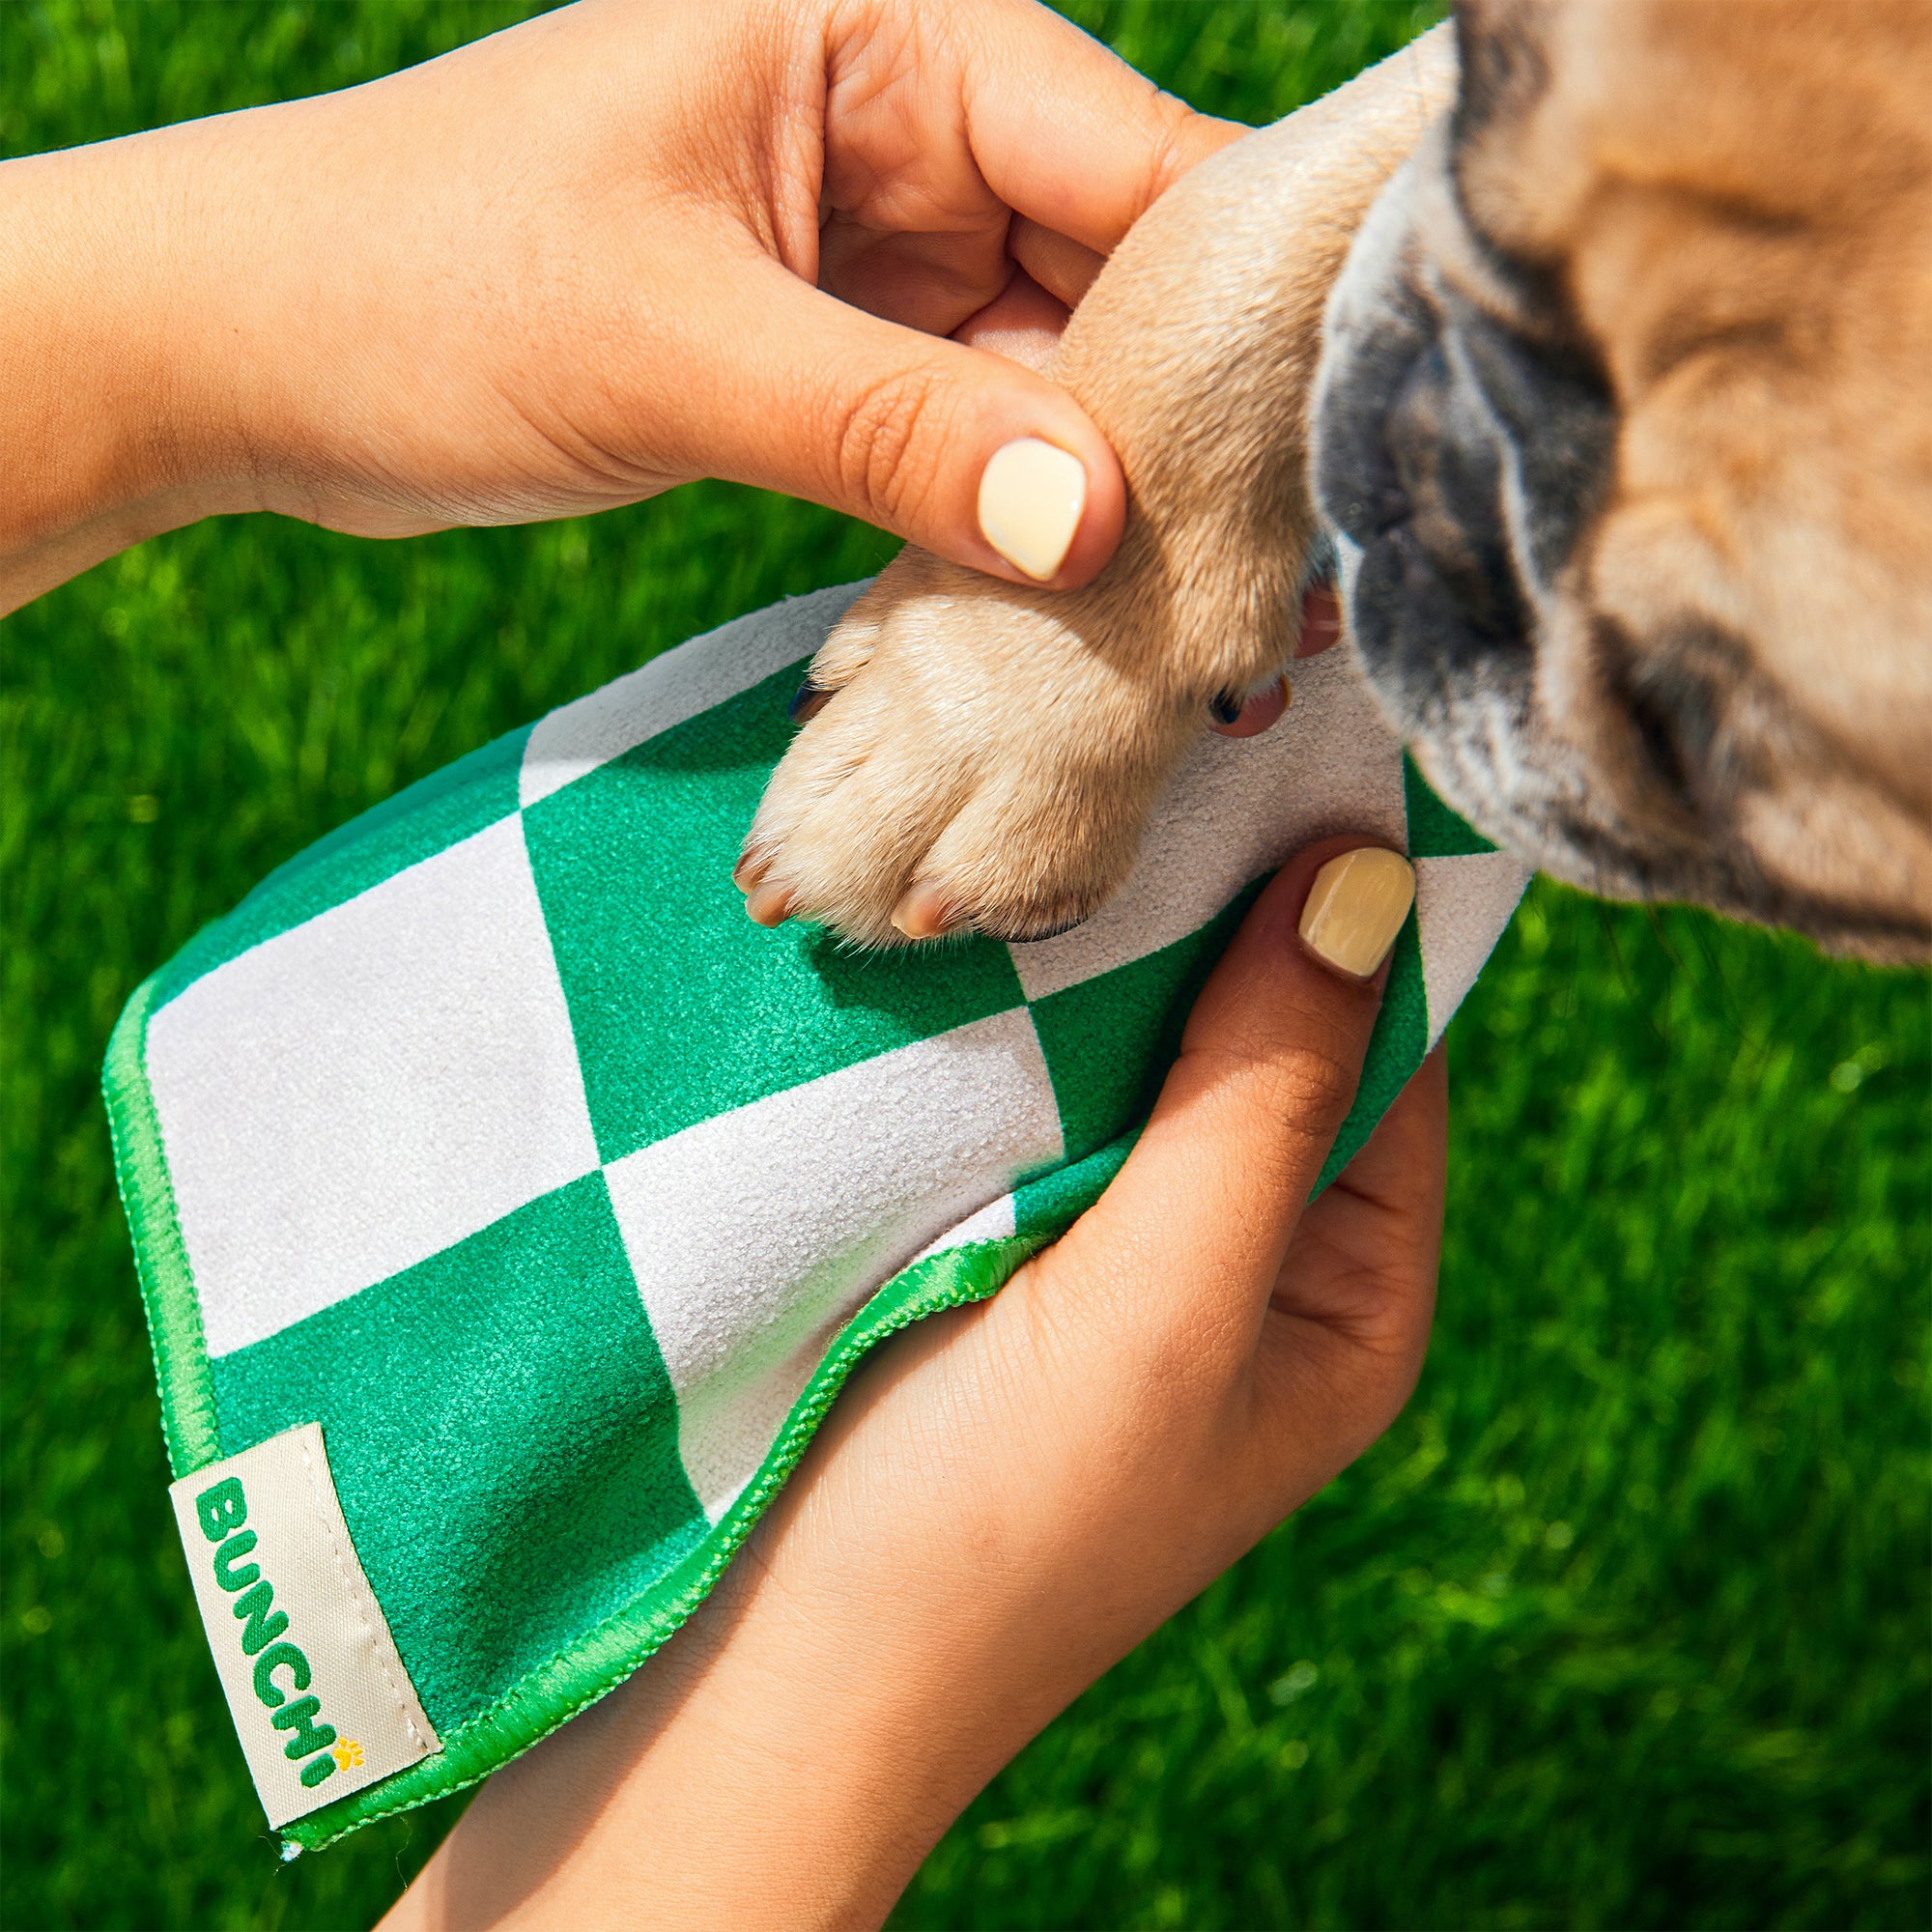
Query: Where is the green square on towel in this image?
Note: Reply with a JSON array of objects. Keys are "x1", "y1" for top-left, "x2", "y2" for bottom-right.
[
  {"x1": 525, "y1": 659, "x2": 1029, "y2": 1164},
  {"x1": 210, "y1": 1171, "x2": 705, "y2": 1730}
]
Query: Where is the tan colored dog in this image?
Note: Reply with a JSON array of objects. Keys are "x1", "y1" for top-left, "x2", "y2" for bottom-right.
[{"x1": 742, "y1": 5, "x2": 1932, "y2": 963}]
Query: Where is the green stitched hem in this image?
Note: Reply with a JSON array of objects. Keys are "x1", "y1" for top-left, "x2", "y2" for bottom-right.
[
  {"x1": 279, "y1": 1211, "x2": 1087, "y2": 1853},
  {"x1": 104, "y1": 968, "x2": 1128, "y2": 1853},
  {"x1": 102, "y1": 975, "x2": 221, "y2": 1477}
]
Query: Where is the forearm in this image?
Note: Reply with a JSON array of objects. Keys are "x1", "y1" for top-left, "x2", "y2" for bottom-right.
[
  {"x1": 383, "y1": 1295, "x2": 1313, "y2": 1931},
  {"x1": 384, "y1": 1588, "x2": 985, "y2": 1926},
  {"x1": 0, "y1": 133, "x2": 230, "y2": 611},
  {"x1": 0, "y1": 50, "x2": 562, "y2": 617},
  {"x1": 415, "y1": 1592, "x2": 982, "y2": 1930}
]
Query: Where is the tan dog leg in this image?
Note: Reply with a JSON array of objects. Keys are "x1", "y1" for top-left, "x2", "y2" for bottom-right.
[{"x1": 740, "y1": 29, "x2": 1455, "y2": 947}]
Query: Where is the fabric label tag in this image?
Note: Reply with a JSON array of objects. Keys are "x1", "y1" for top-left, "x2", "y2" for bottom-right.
[{"x1": 169, "y1": 1422, "x2": 440, "y2": 1828}]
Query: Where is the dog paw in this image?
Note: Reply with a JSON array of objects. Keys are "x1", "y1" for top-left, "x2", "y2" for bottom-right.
[
  {"x1": 737, "y1": 549, "x2": 1221, "y2": 947},
  {"x1": 732, "y1": 31, "x2": 1451, "y2": 946}
]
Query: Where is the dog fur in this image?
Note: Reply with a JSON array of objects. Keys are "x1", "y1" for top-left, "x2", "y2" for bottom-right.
[
  {"x1": 740, "y1": 32, "x2": 1456, "y2": 947},
  {"x1": 747, "y1": 5, "x2": 1932, "y2": 962},
  {"x1": 1316, "y1": 0, "x2": 1932, "y2": 961}
]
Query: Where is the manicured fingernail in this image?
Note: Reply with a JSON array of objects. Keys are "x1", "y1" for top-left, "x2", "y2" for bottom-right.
[
  {"x1": 745, "y1": 881, "x2": 793, "y2": 927},
  {"x1": 787, "y1": 678, "x2": 831, "y2": 724},
  {"x1": 1209, "y1": 690, "x2": 1242, "y2": 725},
  {"x1": 1297, "y1": 847, "x2": 1414, "y2": 979},
  {"x1": 977, "y1": 438, "x2": 1086, "y2": 582},
  {"x1": 890, "y1": 880, "x2": 957, "y2": 941}
]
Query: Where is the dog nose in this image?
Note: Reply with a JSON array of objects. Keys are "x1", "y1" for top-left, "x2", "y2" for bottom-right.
[
  {"x1": 1318, "y1": 278, "x2": 1614, "y2": 696},
  {"x1": 1381, "y1": 339, "x2": 1531, "y2": 651},
  {"x1": 1442, "y1": 297, "x2": 1615, "y2": 594},
  {"x1": 1325, "y1": 329, "x2": 1534, "y2": 687}
]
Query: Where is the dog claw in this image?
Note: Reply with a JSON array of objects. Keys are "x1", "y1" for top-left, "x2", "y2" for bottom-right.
[
  {"x1": 744, "y1": 881, "x2": 794, "y2": 927},
  {"x1": 787, "y1": 678, "x2": 832, "y2": 724},
  {"x1": 890, "y1": 881, "x2": 960, "y2": 942},
  {"x1": 1208, "y1": 675, "x2": 1292, "y2": 740}
]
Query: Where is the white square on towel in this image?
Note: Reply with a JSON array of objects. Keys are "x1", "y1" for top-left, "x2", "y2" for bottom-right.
[
  {"x1": 602, "y1": 1009, "x2": 1062, "y2": 1520},
  {"x1": 519, "y1": 582, "x2": 867, "y2": 810},
  {"x1": 909, "y1": 1192, "x2": 1018, "y2": 1265},
  {"x1": 1415, "y1": 851, "x2": 1530, "y2": 1049},
  {"x1": 147, "y1": 814, "x2": 600, "y2": 1358}
]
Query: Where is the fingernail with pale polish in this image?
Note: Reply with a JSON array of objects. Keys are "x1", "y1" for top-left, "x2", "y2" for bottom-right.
[
  {"x1": 978, "y1": 438, "x2": 1086, "y2": 582},
  {"x1": 1298, "y1": 848, "x2": 1414, "y2": 979}
]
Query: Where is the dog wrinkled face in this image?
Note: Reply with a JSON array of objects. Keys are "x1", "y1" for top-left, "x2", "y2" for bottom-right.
[{"x1": 1313, "y1": 0, "x2": 1932, "y2": 960}]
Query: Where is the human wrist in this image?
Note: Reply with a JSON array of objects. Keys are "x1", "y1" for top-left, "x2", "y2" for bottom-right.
[
  {"x1": 0, "y1": 131, "x2": 245, "y2": 611},
  {"x1": 611, "y1": 1537, "x2": 1043, "y2": 1923},
  {"x1": 390, "y1": 1554, "x2": 1006, "y2": 1931},
  {"x1": 657, "y1": 1397, "x2": 1195, "y2": 1917}
]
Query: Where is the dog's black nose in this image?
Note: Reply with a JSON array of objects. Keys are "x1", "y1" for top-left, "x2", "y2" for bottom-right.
[{"x1": 1317, "y1": 269, "x2": 1613, "y2": 716}]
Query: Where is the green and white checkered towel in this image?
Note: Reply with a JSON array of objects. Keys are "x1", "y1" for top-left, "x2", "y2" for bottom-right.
[{"x1": 104, "y1": 580, "x2": 1524, "y2": 1851}]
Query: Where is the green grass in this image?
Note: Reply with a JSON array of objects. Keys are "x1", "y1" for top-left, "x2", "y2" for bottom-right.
[{"x1": 3, "y1": 4, "x2": 1926, "y2": 1926}]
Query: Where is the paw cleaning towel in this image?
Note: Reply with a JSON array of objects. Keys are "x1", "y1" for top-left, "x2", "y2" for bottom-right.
[{"x1": 103, "y1": 579, "x2": 1527, "y2": 1851}]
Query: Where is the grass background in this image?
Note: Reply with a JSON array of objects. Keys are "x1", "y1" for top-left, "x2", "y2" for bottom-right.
[{"x1": 3, "y1": 2, "x2": 1926, "y2": 1926}]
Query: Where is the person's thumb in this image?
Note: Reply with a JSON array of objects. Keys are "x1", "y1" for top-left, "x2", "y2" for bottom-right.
[
  {"x1": 1051, "y1": 838, "x2": 1417, "y2": 1355},
  {"x1": 696, "y1": 253, "x2": 1126, "y2": 588}
]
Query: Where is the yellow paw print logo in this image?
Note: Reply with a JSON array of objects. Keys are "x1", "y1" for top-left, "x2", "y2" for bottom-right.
[{"x1": 332, "y1": 1739, "x2": 365, "y2": 1771}]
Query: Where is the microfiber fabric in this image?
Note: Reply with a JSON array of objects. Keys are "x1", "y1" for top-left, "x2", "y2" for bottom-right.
[{"x1": 103, "y1": 579, "x2": 1527, "y2": 1852}]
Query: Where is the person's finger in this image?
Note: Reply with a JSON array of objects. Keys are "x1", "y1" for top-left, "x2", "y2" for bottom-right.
[
  {"x1": 1241, "y1": 1043, "x2": 1446, "y2": 1510},
  {"x1": 958, "y1": 0, "x2": 1248, "y2": 255},
  {"x1": 1258, "y1": 1046, "x2": 1446, "y2": 1390},
  {"x1": 950, "y1": 267, "x2": 1069, "y2": 376},
  {"x1": 696, "y1": 247, "x2": 1123, "y2": 585},
  {"x1": 1043, "y1": 838, "x2": 1416, "y2": 1351},
  {"x1": 1007, "y1": 219, "x2": 1107, "y2": 313},
  {"x1": 1298, "y1": 1042, "x2": 1446, "y2": 1259}
]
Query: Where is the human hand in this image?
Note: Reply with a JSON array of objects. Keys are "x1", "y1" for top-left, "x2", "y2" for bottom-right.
[
  {"x1": 1, "y1": 0, "x2": 1244, "y2": 612},
  {"x1": 386, "y1": 838, "x2": 1441, "y2": 1931}
]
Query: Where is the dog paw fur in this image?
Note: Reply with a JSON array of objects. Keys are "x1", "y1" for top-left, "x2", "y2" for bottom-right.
[
  {"x1": 738, "y1": 549, "x2": 1259, "y2": 945},
  {"x1": 738, "y1": 31, "x2": 1456, "y2": 947}
]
